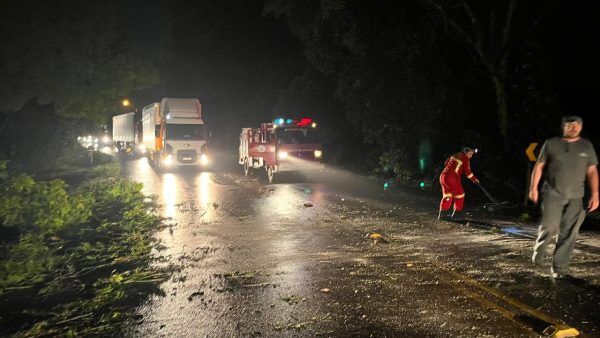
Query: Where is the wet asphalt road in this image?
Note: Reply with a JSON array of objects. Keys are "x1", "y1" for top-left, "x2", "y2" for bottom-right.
[{"x1": 124, "y1": 153, "x2": 600, "y2": 337}]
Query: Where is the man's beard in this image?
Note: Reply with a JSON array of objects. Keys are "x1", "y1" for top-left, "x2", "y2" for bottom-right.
[{"x1": 564, "y1": 132, "x2": 580, "y2": 139}]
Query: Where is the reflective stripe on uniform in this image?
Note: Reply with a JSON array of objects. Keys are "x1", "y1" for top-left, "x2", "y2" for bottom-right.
[
  {"x1": 466, "y1": 173, "x2": 474, "y2": 179},
  {"x1": 443, "y1": 193, "x2": 453, "y2": 198},
  {"x1": 451, "y1": 156, "x2": 463, "y2": 173},
  {"x1": 455, "y1": 194, "x2": 465, "y2": 199}
]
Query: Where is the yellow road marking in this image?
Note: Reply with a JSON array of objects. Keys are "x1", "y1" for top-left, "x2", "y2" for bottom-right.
[
  {"x1": 347, "y1": 255, "x2": 580, "y2": 336},
  {"x1": 257, "y1": 253, "x2": 581, "y2": 336},
  {"x1": 426, "y1": 260, "x2": 580, "y2": 337}
]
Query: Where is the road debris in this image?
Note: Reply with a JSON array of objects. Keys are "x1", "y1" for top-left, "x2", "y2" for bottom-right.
[
  {"x1": 367, "y1": 233, "x2": 389, "y2": 244},
  {"x1": 281, "y1": 295, "x2": 306, "y2": 305},
  {"x1": 187, "y1": 291, "x2": 204, "y2": 301}
]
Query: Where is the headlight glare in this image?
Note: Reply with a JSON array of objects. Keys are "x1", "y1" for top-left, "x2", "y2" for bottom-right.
[{"x1": 200, "y1": 154, "x2": 209, "y2": 165}]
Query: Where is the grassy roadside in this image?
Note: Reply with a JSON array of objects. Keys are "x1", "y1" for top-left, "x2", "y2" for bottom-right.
[{"x1": 0, "y1": 151, "x2": 168, "y2": 336}]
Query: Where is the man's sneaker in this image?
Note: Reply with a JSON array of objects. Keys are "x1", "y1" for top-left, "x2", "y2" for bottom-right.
[{"x1": 551, "y1": 266, "x2": 569, "y2": 279}]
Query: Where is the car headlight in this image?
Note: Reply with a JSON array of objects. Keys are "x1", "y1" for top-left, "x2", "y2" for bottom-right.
[
  {"x1": 163, "y1": 155, "x2": 173, "y2": 166},
  {"x1": 200, "y1": 153, "x2": 209, "y2": 165},
  {"x1": 278, "y1": 151, "x2": 288, "y2": 159},
  {"x1": 314, "y1": 150, "x2": 323, "y2": 158}
]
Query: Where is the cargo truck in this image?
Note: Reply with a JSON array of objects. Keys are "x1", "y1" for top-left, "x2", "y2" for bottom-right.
[
  {"x1": 112, "y1": 112, "x2": 136, "y2": 154},
  {"x1": 142, "y1": 98, "x2": 209, "y2": 170}
]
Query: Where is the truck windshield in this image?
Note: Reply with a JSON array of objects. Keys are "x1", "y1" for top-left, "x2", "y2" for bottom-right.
[
  {"x1": 274, "y1": 128, "x2": 319, "y2": 145},
  {"x1": 166, "y1": 124, "x2": 206, "y2": 140}
]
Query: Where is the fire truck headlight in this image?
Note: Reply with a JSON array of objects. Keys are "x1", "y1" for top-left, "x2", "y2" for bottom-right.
[
  {"x1": 278, "y1": 151, "x2": 288, "y2": 160},
  {"x1": 314, "y1": 150, "x2": 323, "y2": 158},
  {"x1": 163, "y1": 155, "x2": 173, "y2": 166},
  {"x1": 138, "y1": 144, "x2": 146, "y2": 154},
  {"x1": 200, "y1": 153, "x2": 209, "y2": 165}
]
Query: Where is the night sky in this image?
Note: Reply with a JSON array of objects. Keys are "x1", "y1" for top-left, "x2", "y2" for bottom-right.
[{"x1": 121, "y1": 0, "x2": 599, "y2": 136}]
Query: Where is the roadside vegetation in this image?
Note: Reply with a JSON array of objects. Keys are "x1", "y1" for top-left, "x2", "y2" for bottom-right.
[
  {"x1": 0, "y1": 151, "x2": 167, "y2": 336},
  {"x1": 0, "y1": 2, "x2": 166, "y2": 333}
]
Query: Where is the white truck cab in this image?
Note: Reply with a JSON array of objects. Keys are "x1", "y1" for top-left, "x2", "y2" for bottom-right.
[{"x1": 142, "y1": 98, "x2": 209, "y2": 170}]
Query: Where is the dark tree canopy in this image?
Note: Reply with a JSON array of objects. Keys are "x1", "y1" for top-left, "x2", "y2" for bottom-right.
[
  {"x1": 0, "y1": 0, "x2": 597, "y2": 192},
  {"x1": 266, "y1": 0, "x2": 599, "y2": 194},
  {"x1": 0, "y1": 0, "x2": 159, "y2": 123}
]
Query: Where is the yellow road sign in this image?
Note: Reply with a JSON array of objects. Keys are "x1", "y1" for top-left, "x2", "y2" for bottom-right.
[{"x1": 526, "y1": 142, "x2": 538, "y2": 162}]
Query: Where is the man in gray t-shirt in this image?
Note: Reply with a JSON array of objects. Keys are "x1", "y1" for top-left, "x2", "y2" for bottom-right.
[{"x1": 528, "y1": 116, "x2": 599, "y2": 279}]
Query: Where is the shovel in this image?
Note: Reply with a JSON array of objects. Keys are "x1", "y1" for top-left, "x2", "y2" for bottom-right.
[
  {"x1": 476, "y1": 183, "x2": 512, "y2": 211},
  {"x1": 476, "y1": 182, "x2": 499, "y2": 204}
]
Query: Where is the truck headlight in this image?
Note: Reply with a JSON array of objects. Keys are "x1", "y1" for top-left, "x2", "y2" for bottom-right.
[
  {"x1": 138, "y1": 144, "x2": 146, "y2": 154},
  {"x1": 163, "y1": 155, "x2": 173, "y2": 166},
  {"x1": 314, "y1": 150, "x2": 323, "y2": 158},
  {"x1": 200, "y1": 153, "x2": 209, "y2": 165},
  {"x1": 278, "y1": 151, "x2": 288, "y2": 160},
  {"x1": 102, "y1": 135, "x2": 110, "y2": 143}
]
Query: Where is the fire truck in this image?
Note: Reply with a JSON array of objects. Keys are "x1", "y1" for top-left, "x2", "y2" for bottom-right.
[{"x1": 239, "y1": 118, "x2": 324, "y2": 183}]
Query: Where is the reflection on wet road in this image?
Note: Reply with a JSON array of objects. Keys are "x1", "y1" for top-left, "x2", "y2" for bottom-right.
[
  {"x1": 125, "y1": 155, "x2": 600, "y2": 337},
  {"x1": 127, "y1": 157, "x2": 341, "y2": 336}
]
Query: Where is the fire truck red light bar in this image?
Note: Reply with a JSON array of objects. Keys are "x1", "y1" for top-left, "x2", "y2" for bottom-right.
[
  {"x1": 273, "y1": 117, "x2": 313, "y2": 127},
  {"x1": 297, "y1": 118, "x2": 312, "y2": 126}
]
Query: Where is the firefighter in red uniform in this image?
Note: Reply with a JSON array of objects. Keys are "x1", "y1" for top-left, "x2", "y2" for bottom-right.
[{"x1": 438, "y1": 147, "x2": 479, "y2": 219}]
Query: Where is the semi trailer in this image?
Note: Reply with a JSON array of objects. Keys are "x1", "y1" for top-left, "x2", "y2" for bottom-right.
[{"x1": 112, "y1": 112, "x2": 136, "y2": 154}]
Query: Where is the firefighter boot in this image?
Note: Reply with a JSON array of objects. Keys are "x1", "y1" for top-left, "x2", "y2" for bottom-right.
[
  {"x1": 450, "y1": 208, "x2": 465, "y2": 221},
  {"x1": 438, "y1": 209, "x2": 453, "y2": 221},
  {"x1": 438, "y1": 197, "x2": 454, "y2": 220}
]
